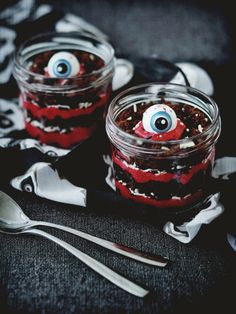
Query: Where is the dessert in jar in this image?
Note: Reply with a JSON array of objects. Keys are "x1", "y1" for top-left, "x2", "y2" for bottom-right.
[
  {"x1": 106, "y1": 83, "x2": 221, "y2": 210},
  {"x1": 13, "y1": 32, "x2": 115, "y2": 148}
]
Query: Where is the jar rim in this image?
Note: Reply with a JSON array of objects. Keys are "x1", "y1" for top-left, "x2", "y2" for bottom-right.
[
  {"x1": 14, "y1": 31, "x2": 115, "y2": 87},
  {"x1": 106, "y1": 82, "x2": 221, "y2": 154}
]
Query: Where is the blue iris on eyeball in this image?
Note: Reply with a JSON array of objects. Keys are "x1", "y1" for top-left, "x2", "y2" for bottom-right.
[
  {"x1": 47, "y1": 52, "x2": 80, "y2": 78},
  {"x1": 142, "y1": 104, "x2": 177, "y2": 133}
]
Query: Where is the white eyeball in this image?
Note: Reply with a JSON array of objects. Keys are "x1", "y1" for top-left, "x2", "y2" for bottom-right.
[
  {"x1": 142, "y1": 104, "x2": 177, "y2": 133},
  {"x1": 47, "y1": 51, "x2": 80, "y2": 78}
]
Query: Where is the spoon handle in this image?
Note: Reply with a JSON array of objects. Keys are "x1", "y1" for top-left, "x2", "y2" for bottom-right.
[
  {"x1": 22, "y1": 228, "x2": 148, "y2": 298},
  {"x1": 34, "y1": 221, "x2": 168, "y2": 267}
]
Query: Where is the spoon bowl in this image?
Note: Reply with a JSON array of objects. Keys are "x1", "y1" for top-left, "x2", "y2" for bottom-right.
[{"x1": 0, "y1": 191, "x2": 30, "y2": 230}]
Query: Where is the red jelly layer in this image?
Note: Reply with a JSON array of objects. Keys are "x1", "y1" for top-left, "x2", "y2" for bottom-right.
[
  {"x1": 26, "y1": 122, "x2": 96, "y2": 148},
  {"x1": 23, "y1": 92, "x2": 110, "y2": 121},
  {"x1": 112, "y1": 150, "x2": 214, "y2": 185},
  {"x1": 115, "y1": 179, "x2": 203, "y2": 208}
]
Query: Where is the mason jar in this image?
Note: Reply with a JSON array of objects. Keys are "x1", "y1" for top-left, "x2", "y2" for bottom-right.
[
  {"x1": 13, "y1": 32, "x2": 115, "y2": 148},
  {"x1": 106, "y1": 83, "x2": 221, "y2": 211}
]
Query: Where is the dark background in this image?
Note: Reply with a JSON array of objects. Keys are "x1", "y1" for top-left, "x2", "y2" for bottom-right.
[
  {"x1": 45, "y1": 0, "x2": 235, "y2": 64},
  {"x1": 0, "y1": 1, "x2": 235, "y2": 313}
]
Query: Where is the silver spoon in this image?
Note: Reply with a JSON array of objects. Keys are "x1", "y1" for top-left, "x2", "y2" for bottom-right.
[
  {"x1": 0, "y1": 191, "x2": 168, "y2": 267},
  {"x1": 0, "y1": 227, "x2": 148, "y2": 297}
]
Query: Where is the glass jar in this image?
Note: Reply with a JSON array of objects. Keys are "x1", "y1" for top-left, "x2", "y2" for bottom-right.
[
  {"x1": 106, "y1": 83, "x2": 221, "y2": 211},
  {"x1": 13, "y1": 32, "x2": 115, "y2": 148}
]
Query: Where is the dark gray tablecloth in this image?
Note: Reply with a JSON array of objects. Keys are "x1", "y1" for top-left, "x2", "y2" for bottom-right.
[
  {"x1": 0, "y1": 188, "x2": 235, "y2": 314},
  {"x1": 0, "y1": 0, "x2": 236, "y2": 313}
]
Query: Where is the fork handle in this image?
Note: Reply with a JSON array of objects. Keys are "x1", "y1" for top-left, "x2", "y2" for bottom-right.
[
  {"x1": 32, "y1": 221, "x2": 168, "y2": 267},
  {"x1": 23, "y1": 228, "x2": 148, "y2": 298}
]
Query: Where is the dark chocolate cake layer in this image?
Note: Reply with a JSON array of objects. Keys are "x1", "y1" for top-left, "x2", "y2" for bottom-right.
[{"x1": 116, "y1": 101, "x2": 210, "y2": 139}]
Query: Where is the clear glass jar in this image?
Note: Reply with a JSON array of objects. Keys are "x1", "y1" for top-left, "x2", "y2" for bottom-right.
[
  {"x1": 13, "y1": 32, "x2": 115, "y2": 148},
  {"x1": 106, "y1": 83, "x2": 221, "y2": 211}
]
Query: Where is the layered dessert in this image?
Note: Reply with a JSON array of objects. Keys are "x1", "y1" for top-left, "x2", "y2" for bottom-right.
[
  {"x1": 112, "y1": 100, "x2": 214, "y2": 209},
  {"x1": 20, "y1": 49, "x2": 111, "y2": 148}
]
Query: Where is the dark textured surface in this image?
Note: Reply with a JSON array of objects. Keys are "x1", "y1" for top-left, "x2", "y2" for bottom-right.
[
  {"x1": 1, "y1": 0, "x2": 236, "y2": 313},
  {"x1": 0, "y1": 188, "x2": 235, "y2": 314}
]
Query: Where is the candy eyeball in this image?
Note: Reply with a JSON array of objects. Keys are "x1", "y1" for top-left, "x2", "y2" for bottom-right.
[
  {"x1": 142, "y1": 104, "x2": 177, "y2": 133},
  {"x1": 47, "y1": 52, "x2": 80, "y2": 78}
]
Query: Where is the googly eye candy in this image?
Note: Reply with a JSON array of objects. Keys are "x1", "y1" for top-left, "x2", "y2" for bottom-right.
[
  {"x1": 47, "y1": 52, "x2": 80, "y2": 78},
  {"x1": 142, "y1": 104, "x2": 177, "y2": 134}
]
